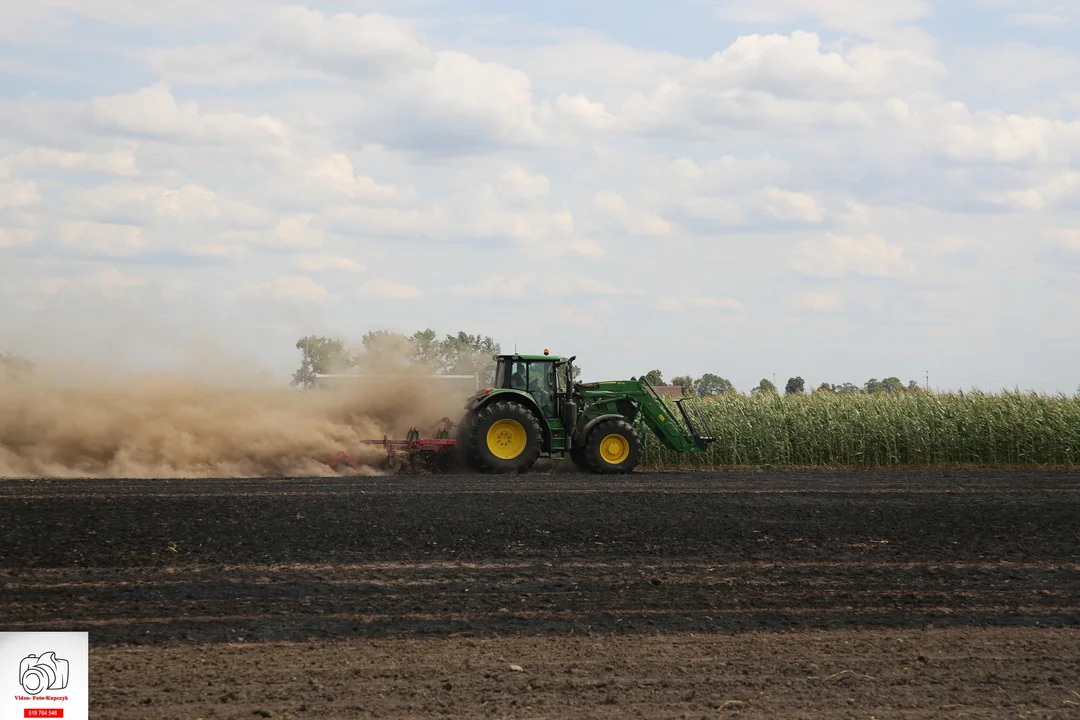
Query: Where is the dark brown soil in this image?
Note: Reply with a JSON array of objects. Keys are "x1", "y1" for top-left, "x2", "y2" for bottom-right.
[{"x1": 2, "y1": 469, "x2": 1079, "y2": 718}]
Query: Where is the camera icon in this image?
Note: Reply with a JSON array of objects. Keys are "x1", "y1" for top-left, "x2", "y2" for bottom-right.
[{"x1": 19, "y1": 652, "x2": 69, "y2": 696}]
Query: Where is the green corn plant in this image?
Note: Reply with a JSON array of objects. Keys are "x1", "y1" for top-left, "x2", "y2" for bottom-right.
[{"x1": 641, "y1": 390, "x2": 1080, "y2": 469}]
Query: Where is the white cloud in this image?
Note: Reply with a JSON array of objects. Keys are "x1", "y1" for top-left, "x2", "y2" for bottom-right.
[
  {"x1": 356, "y1": 278, "x2": 424, "y2": 300},
  {"x1": 268, "y1": 215, "x2": 324, "y2": 248},
  {"x1": 182, "y1": 243, "x2": 246, "y2": 259},
  {"x1": 930, "y1": 104, "x2": 1080, "y2": 164},
  {"x1": 794, "y1": 290, "x2": 844, "y2": 310},
  {"x1": 446, "y1": 273, "x2": 537, "y2": 299},
  {"x1": 614, "y1": 30, "x2": 944, "y2": 139},
  {"x1": 990, "y1": 171, "x2": 1080, "y2": 210},
  {"x1": 496, "y1": 165, "x2": 551, "y2": 204},
  {"x1": 1048, "y1": 228, "x2": 1080, "y2": 251},
  {"x1": 242, "y1": 275, "x2": 329, "y2": 302},
  {"x1": 762, "y1": 187, "x2": 825, "y2": 223},
  {"x1": 663, "y1": 153, "x2": 791, "y2": 192},
  {"x1": 1, "y1": 147, "x2": 138, "y2": 177},
  {"x1": 444, "y1": 272, "x2": 629, "y2": 301},
  {"x1": 154, "y1": 6, "x2": 433, "y2": 84},
  {"x1": 541, "y1": 276, "x2": 630, "y2": 296},
  {"x1": 0, "y1": 180, "x2": 41, "y2": 208},
  {"x1": 88, "y1": 82, "x2": 289, "y2": 152},
  {"x1": 654, "y1": 295, "x2": 744, "y2": 311},
  {"x1": 788, "y1": 233, "x2": 915, "y2": 278},
  {"x1": 0, "y1": 227, "x2": 35, "y2": 248},
  {"x1": 292, "y1": 254, "x2": 366, "y2": 273},
  {"x1": 60, "y1": 221, "x2": 148, "y2": 256},
  {"x1": 1004, "y1": 12, "x2": 1069, "y2": 28},
  {"x1": 593, "y1": 191, "x2": 673, "y2": 236},
  {"x1": 38, "y1": 268, "x2": 149, "y2": 298},
  {"x1": 693, "y1": 297, "x2": 745, "y2": 310},
  {"x1": 304, "y1": 154, "x2": 412, "y2": 202},
  {"x1": 378, "y1": 51, "x2": 544, "y2": 150},
  {"x1": 713, "y1": 0, "x2": 932, "y2": 38},
  {"x1": 251, "y1": 6, "x2": 432, "y2": 77},
  {"x1": 980, "y1": 0, "x2": 1078, "y2": 29},
  {"x1": 547, "y1": 93, "x2": 618, "y2": 131}
]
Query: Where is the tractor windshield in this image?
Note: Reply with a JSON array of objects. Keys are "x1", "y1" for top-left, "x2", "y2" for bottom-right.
[{"x1": 527, "y1": 361, "x2": 556, "y2": 417}]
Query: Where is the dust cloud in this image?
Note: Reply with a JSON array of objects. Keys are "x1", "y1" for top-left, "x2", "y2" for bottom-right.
[{"x1": 0, "y1": 357, "x2": 473, "y2": 479}]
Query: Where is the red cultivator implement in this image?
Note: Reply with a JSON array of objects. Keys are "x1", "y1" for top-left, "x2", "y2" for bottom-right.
[{"x1": 328, "y1": 417, "x2": 459, "y2": 474}]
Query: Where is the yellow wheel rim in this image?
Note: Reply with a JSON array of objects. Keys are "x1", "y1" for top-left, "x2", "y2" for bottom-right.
[
  {"x1": 599, "y1": 433, "x2": 630, "y2": 464},
  {"x1": 486, "y1": 419, "x2": 528, "y2": 460}
]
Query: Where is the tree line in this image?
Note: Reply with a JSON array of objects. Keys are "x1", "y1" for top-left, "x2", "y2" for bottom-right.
[
  {"x1": 292, "y1": 329, "x2": 501, "y2": 388},
  {"x1": 644, "y1": 369, "x2": 927, "y2": 397},
  {"x1": 292, "y1": 329, "x2": 592, "y2": 389}
]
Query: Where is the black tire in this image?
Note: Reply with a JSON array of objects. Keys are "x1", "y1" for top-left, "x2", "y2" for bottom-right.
[
  {"x1": 467, "y1": 400, "x2": 543, "y2": 473},
  {"x1": 584, "y1": 418, "x2": 642, "y2": 474}
]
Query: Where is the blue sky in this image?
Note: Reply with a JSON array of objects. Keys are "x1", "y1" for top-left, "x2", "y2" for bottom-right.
[{"x1": 1, "y1": 0, "x2": 1078, "y2": 393}]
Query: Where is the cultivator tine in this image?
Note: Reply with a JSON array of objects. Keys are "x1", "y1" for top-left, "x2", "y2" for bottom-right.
[
  {"x1": 328, "y1": 419, "x2": 460, "y2": 475},
  {"x1": 328, "y1": 451, "x2": 357, "y2": 470}
]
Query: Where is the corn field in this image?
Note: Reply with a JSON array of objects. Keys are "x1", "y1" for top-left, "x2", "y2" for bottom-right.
[{"x1": 642, "y1": 390, "x2": 1080, "y2": 469}]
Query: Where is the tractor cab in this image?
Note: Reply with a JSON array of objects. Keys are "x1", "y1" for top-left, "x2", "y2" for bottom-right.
[{"x1": 491, "y1": 350, "x2": 568, "y2": 419}]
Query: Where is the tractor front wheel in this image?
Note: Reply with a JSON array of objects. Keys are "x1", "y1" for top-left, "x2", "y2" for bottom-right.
[
  {"x1": 584, "y1": 418, "x2": 642, "y2": 474},
  {"x1": 467, "y1": 401, "x2": 543, "y2": 473}
]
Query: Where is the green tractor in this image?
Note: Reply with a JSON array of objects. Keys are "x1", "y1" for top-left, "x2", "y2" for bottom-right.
[{"x1": 454, "y1": 350, "x2": 714, "y2": 473}]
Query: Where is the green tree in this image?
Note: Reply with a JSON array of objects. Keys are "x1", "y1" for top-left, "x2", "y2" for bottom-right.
[
  {"x1": 865, "y1": 377, "x2": 906, "y2": 394},
  {"x1": 409, "y1": 328, "x2": 440, "y2": 366},
  {"x1": 670, "y1": 375, "x2": 695, "y2": 396},
  {"x1": 435, "y1": 331, "x2": 501, "y2": 385},
  {"x1": 643, "y1": 369, "x2": 665, "y2": 386},
  {"x1": 751, "y1": 378, "x2": 777, "y2": 396},
  {"x1": 815, "y1": 382, "x2": 835, "y2": 394},
  {"x1": 292, "y1": 336, "x2": 357, "y2": 387},
  {"x1": 881, "y1": 376, "x2": 904, "y2": 393},
  {"x1": 694, "y1": 373, "x2": 736, "y2": 397},
  {"x1": 785, "y1": 376, "x2": 805, "y2": 395},
  {"x1": 357, "y1": 330, "x2": 414, "y2": 370}
]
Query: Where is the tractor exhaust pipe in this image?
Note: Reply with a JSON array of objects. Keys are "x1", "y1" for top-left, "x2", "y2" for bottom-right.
[{"x1": 562, "y1": 356, "x2": 578, "y2": 449}]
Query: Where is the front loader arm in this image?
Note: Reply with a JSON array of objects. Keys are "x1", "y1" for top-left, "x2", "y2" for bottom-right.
[{"x1": 577, "y1": 378, "x2": 714, "y2": 454}]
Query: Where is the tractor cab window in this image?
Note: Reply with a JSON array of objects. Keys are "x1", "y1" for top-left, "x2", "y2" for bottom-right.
[
  {"x1": 527, "y1": 361, "x2": 556, "y2": 417},
  {"x1": 509, "y1": 361, "x2": 528, "y2": 390}
]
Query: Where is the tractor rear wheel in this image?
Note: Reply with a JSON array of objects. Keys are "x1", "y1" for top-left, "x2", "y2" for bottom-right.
[
  {"x1": 466, "y1": 400, "x2": 543, "y2": 473},
  {"x1": 583, "y1": 418, "x2": 642, "y2": 474}
]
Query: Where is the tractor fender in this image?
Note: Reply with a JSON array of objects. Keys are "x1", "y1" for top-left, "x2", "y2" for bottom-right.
[
  {"x1": 469, "y1": 390, "x2": 550, "y2": 449},
  {"x1": 573, "y1": 414, "x2": 626, "y2": 447}
]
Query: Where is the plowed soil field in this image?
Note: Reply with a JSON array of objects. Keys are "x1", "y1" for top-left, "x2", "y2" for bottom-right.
[{"x1": 2, "y1": 469, "x2": 1079, "y2": 718}]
